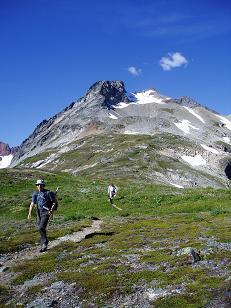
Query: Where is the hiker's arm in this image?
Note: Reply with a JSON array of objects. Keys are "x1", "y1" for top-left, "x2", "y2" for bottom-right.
[{"x1": 28, "y1": 202, "x2": 35, "y2": 219}]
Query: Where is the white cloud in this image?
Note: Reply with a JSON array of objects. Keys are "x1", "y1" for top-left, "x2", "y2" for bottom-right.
[
  {"x1": 160, "y1": 52, "x2": 188, "y2": 71},
  {"x1": 127, "y1": 66, "x2": 142, "y2": 76}
]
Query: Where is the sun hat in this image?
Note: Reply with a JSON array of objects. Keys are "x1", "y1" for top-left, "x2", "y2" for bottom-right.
[{"x1": 35, "y1": 179, "x2": 46, "y2": 186}]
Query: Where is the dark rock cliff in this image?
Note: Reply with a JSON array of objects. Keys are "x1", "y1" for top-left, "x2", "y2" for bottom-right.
[
  {"x1": 0, "y1": 142, "x2": 11, "y2": 156},
  {"x1": 83, "y1": 80, "x2": 131, "y2": 109}
]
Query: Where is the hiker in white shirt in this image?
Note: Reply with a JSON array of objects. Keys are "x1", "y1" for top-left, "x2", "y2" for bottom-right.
[{"x1": 108, "y1": 183, "x2": 117, "y2": 205}]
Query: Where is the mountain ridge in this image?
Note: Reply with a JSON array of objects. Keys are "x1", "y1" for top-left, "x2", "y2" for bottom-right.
[
  {"x1": 2, "y1": 81, "x2": 224, "y2": 152},
  {"x1": 4, "y1": 80, "x2": 231, "y2": 188}
]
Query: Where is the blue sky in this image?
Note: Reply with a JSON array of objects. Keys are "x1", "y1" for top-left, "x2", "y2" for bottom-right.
[{"x1": 0, "y1": 0, "x2": 230, "y2": 147}]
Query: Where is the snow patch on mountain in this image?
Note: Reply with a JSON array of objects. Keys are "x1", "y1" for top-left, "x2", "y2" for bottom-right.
[
  {"x1": 169, "y1": 182, "x2": 184, "y2": 188},
  {"x1": 109, "y1": 113, "x2": 118, "y2": 120},
  {"x1": 200, "y1": 144, "x2": 220, "y2": 154},
  {"x1": 223, "y1": 137, "x2": 230, "y2": 144},
  {"x1": 29, "y1": 160, "x2": 45, "y2": 168},
  {"x1": 37, "y1": 153, "x2": 57, "y2": 169},
  {"x1": 181, "y1": 154, "x2": 206, "y2": 166},
  {"x1": 115, "y1": 90, "x2": 168, "y2": 109},
  {"x1": 183, "y1": 106, "x2": 205, "y2": 123},
  {"x1": 174, "y1": 120, "x2": 199, "y2": 134},
  {"x1": 0, "y1": 154, "x2": 13, "y2": 169},
  {"x1": 25, "y1": 154, "x2": 58, "y2": 169},
  {"x1": 134, "y1": 90, "x2": 167, "y2": 105},
  {"x1": 124, "y1": 130, "x2": 140, "y2": 135},
  {"x1": 216, "y1": 115, "x2": 231, "y2": 131},
  {"x1": 115, "y1": 102, "x2": 129, "y2": 109}
]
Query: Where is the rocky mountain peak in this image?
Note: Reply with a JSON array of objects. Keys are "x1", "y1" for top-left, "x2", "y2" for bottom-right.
[
  {"x1": 8, "y1": 80, "x2": 231, "y2": 189},
  {"x1": 0, "y1": 142, "x2": 11, "y2": 156},
  {"x1": 141, "y1": 88, "x2": 159, "y2": 94},
  {"x1": 84, "y1": 80, "x2": 131, "y2": 109}
]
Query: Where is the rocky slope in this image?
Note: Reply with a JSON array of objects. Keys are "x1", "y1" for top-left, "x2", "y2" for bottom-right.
[
  {"x1": 0, "y1": 142, "x2": 19, "y2": 156},
  {"x1": 0, "y1": 142, "x2": 19, "y2": 169},
  {"x1": 9, "y1": 81, "x2": 231, "y2": 188},
  {"x1": 0, "y1": 142, "x2": 11, "y2": 156}
]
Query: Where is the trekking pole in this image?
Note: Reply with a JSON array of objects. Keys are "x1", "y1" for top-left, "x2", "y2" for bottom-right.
[
  {"x1": 112, "y1": 204, "x2": 122, "y2": 211},
  {"x1": 49, "y1": 187, "x2": 60, "y2": 220},
  {"x1": 55, "y1": 187, "x2": 59, "y2": 197}
]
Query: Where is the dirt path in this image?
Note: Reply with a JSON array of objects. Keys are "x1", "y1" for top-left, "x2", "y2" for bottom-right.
[{"x1": 0, "y1": 219, "x2": 102, "y2": 270}]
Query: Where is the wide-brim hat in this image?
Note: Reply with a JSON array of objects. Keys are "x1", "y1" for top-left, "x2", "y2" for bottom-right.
[{"x1": 35, "y1": 179, "x2": 46, "y2": 186}]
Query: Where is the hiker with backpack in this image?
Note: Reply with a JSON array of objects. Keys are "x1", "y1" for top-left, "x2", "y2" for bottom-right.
[
  {"x1": 28, "y1": 179, "x2": 57, "y2": 252},
  {"x1": 108, "y1": 182, "x2": 117, "y2": 205}
]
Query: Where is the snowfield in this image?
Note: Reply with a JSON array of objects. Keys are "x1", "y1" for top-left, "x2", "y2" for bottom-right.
[
  {"x1": 200, "y1": 144, "x2": 220, "y2": 154},
  {"x1": 181, "y1": 154, "x2": 206, "y2": 167},
  {"x1": 174, "y1": 120, "x2": 199, "y2": 134},
  {"x1": 124, "y1": 130, "x2": 140, "y2": 135},
  {"x1": 169, "y1": 182, "x2": 184, "y2": 188},
  {"x1": 134, "y1": 90, "x2": 167, "y2": 105},
  {"x1": 0, "y1": 154, "x2": 13, "y2": 169},
  {"x1": 109, "y1": 113, "x2": 118, "y2": 120},
  {"x1": 183, "y1": 106, "x2": 205, "y2": 123},
  {"x1": 216, "y1": 115, "x2": 231, "y2": 131},
  {"x1": 115, "y1": 90, "x2": 168, "y2": 109},
  {"x1": 223, "y1": 137, "x2": 230, "y2": 144}
]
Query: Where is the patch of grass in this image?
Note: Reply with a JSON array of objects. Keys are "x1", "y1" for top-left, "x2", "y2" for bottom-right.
[
  {"x1": 0, "y1": 229, "x2": 38, "y2": 253},
  {"x1": 140, "y1": 250, "x2": 174, "y2": 264},
  {"x1": 163, "y1": 267, "x2": 207, "y2": 286},
  {"x1": 12, "y1": 241, "x2": 79, "y2": 284},
  {"x1": 26, "y1": 284, "x2": 44, "y2": 296},
  {"x1": 56, "y1": 269, "x2": 119, "y2": 299},
  {"x1": 210, "y1": 209, "x2": 228, "y2": 216},
  {"x1": 12, "y1": 258, "x2": 56, "y2": 285},
  {"x1": 161, "y1": 108, "x2": 174, "y2": 114},
  {"x1": 0, "y1": 285, "x2": 10, "y2": 304},
  {"x1": 184, "y1": 276, "x2": 226, "y2": 306},
  {"x1": 187, "y1": 275, "x2": 224, "y2": 291},
  {"x1": 154, "y1": 294, "x2": 198, "y2": 307},
  {"x1": 122, "y1": 270, "x2": 167, "y2": 286}
]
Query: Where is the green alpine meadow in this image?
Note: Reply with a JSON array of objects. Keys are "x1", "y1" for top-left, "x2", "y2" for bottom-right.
[
  {"x1": 1, "y1": 0, "x2": 231, "y2": 306},
  {"x1": 0, "y1": 168, "x2": 230, "y2": 307}
]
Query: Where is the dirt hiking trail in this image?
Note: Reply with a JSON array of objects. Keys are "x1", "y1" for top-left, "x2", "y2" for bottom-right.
[{"x1": 0, "y1": 219, "x2": 102, "y2": 272}]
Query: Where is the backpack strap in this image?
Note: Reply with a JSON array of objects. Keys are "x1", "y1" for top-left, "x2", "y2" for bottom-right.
[
  {"x1": 43, "y1": 190, "x2": 54, "y2": 210},
  {"x1": 46, "y1": 190, "x2": 57, "y2": 211}
]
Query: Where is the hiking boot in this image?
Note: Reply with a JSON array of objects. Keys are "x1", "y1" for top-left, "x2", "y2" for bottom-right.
[
  {"x1": 39, "y1": 248, "x2": 47, "y2": 253},
  {"x1": 39, "y1": 244, "x2": 47, "y2": 253}
]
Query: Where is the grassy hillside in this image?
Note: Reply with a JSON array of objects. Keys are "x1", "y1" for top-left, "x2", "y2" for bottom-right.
[
  {"x1": 0, "y1": 169, "x2": 230, "y2": 307},
  {"x1": 18, "y1": 133, "x2": 226, "y2": 188}
]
